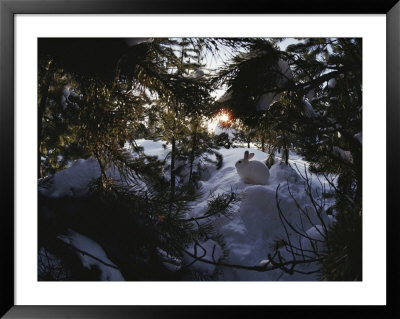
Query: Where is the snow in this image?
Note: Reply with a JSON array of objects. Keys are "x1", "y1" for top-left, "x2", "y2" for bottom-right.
[
  {"x1": 40, "y1": 157, "x2": 102, "y2": 198},
  {"x1": 42, "y1": 140, "x2": 333, "y2": 281},
  {"x1": 213, "y1": 123, "x2": 236, "y2": 140},
  {"x1": 269, "y1": 161, "x2": 301, "y2": 184},
  {"x1": 300, "y1": 225, "x2": 326, "y2": 255},
  {"x1": 322, "y1": 51, "x2": 329, "y2": 62},
  {"x1": 254, "y1": 93, "x2": 279, "y2": 111},
  {"x1": 354, "y1": 132, "x2": 362, "y2": 144},
  {"x1": 124, "y1": 38, "x2": 153, "y2": 46},
  {"x1": 278, "y1": 59, "x2": 293, "y2": 82},
  {"x1": 184, "y1": 239, "x2": 224, "y2": 276},
  {"x1": 218, "y1": 59, "x2": 293, "y2": 112},
  {"x1": 181, "y1": 146, "x2": 331, "y2": 280},
  {"x1": 332, "y1": 146, "x2": 353, "y2": 163},
  {"x1": 217, "y1": 91, "x2": 232, "y2": 103},
  {"x1": 60, "y1": 85, "x2": 80, "y2": 110},
  {"x1": 254, "y1": 59, "x2": 293, "y2": 112},
  {"x1": 328, "y1": 78, "x2": 336, "y2": 88},
  {"x1": 184, "y1": 68, "x2": 205, "y2": 80},
  {"x1": 133, "y1": 139, "x2": 169, "y2": 158},
  {"x1": 58, "y1": 229, "x2": 124, "y2": 281},
  {"x1": 158, "y1": 248, "x2": 183, "y2": 272},
  {"x1": 40, "y1": 139, "x2": 165, "y2": 198},
  {"x1": 258, "y1": 259, "x2": 271, "y2": 267},
  {"x1": 306, "y1": 88, "x2": 315, "y2": 101},
  {"x1": 303, "y1": 99, "x2": 318, "y2": 118}
]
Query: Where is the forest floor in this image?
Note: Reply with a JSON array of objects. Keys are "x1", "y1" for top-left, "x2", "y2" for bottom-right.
[{"x1": 40, "y1": 139, "x2": 336, "y2": 281}]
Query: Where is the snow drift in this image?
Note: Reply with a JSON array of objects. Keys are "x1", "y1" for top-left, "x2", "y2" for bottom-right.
[{"x1": 39, "y1": 139, "x2": 333, "y2": 281}]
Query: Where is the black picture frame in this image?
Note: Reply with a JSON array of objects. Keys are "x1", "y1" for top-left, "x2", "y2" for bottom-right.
[{"x1": 1, "y1": 0, "x2": 399, "y2": 318}]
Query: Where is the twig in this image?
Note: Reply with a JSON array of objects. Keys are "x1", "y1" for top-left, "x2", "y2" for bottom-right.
[{"x1": 59, "y1": 240, "x2": 120, "y2": 270}]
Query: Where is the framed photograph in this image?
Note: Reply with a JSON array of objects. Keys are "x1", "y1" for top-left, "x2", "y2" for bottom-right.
[{"x1": 1, "y1": 0, "x2": 398, "y2": 317}]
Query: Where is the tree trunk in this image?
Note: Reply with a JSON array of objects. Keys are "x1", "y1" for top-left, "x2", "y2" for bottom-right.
[
  {"x1": 95, "y1": 150, "x2": 107, "y2": 190},
  {"x1": 261, "y1": 137, "x2": 265, "y2": 152},
  {"x1": 284, "y1": 147, "x2": 289, "y2": 165},
  {"x1": 283, "y1": 139, "x2": 289, "y2": 165}
]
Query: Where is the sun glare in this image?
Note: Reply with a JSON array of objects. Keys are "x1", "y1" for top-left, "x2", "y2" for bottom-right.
[
  {"x1": 206, "y1": 110, "x2": 232, "y2": 133},
  {"x1": 219, "y1": 113, "x2": 230, "y2": 123},
  {"x1": 217, "y1": 110, "x2": 231, "y2": 124}
]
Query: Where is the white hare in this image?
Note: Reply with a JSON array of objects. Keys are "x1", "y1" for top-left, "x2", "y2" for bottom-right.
[{"x1": 235, "y1": 151, "x2": 270, "y2": 185}]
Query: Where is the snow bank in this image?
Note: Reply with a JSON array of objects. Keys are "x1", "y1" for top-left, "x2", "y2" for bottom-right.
[
  {"x1": 58, "y1": 229, "x2": 124, "y2": 281},
  {"x1": 300, "y1": 225, "x2": 326, "y2": 255},
  {"x1": 269, "y1": 161, "x2": 301, "y2": 184},
  {"x1": 42, "y1": 140, "x2": 332, "y2": 281},
  {"x1": 40, "y1": 158, "x2": 101, "y2": 198},
  {"x1": 134, "y1": 139, "x2": 169, "y2": 159},
  {"x1": 188, "y1": 146, "x2": 331, "y2": 280},
  {"x1": 40, "y1": 139, "x2": 168, "y2": 199}
]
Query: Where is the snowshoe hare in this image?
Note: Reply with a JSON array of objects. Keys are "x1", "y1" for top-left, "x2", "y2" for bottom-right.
[{"x1": 235, "y1": 151, "x2": 270, "y2": 185}]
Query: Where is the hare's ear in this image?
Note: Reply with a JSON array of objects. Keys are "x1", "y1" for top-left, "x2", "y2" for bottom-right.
[
  {"x1": 248, "y1": 153, "x2": 255, "y2": 160},
  {"x1": 244, "y1": 151, "x2": 249, "y2": 159}
]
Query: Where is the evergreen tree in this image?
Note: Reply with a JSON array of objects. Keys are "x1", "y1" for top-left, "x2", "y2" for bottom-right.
[
  {"x1": 38, "y1": 37, "x2": 363, "y2": 281},
  {"x1": 214, "y1": 38, "x2": 362, "y2": 280},
  {"x1": 38, "y1": 38, "x2": 236, "y2": 281}
]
